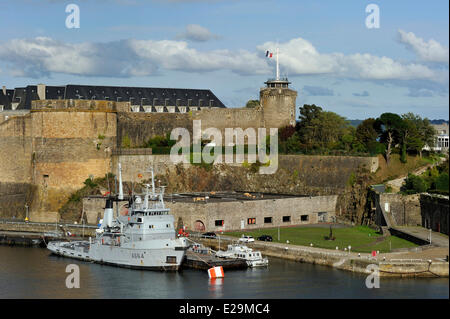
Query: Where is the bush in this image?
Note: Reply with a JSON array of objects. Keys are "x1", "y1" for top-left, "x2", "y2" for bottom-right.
[
  {"x1": 435, "y1": 173, "x2": 449, "y2": 191},
  {"x1": 121, "y1": 134, "x2": 131, "y2": 148},
  {"x1": 83, "y1": 178, "x2": 97, "y2": 188},
  {"x1": 403, "y1": 173, "x2": 429, "y2": 194}
]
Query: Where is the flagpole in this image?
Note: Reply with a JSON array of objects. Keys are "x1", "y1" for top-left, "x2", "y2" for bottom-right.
[{"x1": 276, "y1": 47, "x2": 279, "y2": 80}]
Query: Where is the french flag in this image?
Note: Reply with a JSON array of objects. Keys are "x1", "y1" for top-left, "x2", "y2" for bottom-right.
[{"x1": 266, "y1": 50, "x2": 273, "y2": 58}]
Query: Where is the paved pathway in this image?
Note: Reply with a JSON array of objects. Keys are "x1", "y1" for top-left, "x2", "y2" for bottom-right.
[
  {"x1": 392, "y1": 226, "x2": 449, "y2": 247},
  {"x1": 386, "y1": 158, "x2": 445, "y2": 192}
]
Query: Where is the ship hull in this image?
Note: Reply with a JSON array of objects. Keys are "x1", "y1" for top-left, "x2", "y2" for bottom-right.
[{"x1": 47, "y1": 241, "x2": 187, "y2": 271}]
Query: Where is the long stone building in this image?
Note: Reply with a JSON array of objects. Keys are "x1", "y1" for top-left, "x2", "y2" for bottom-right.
[{"x1": 82, "y1": 192, "x2": 338, "y2": 232}]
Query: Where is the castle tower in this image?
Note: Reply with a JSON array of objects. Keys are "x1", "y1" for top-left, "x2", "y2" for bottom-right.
[{"x1": 259, "y1": 48, "x2": 297, "y2": 129}]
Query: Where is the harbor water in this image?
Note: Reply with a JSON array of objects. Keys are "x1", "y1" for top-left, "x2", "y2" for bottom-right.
[{"x1": 0, "y1": 246, "x2": 448, "y2": 299}]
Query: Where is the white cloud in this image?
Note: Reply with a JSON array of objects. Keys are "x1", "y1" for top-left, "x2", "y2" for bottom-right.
[
  {"x1": 260, "y1": 38, "x2": 441, "y2": 82},
  {"x1": 398, "y1": 29, "x2": 449, "y2": 64},
  {"x1": 0, "y1": 37, "x2": 269, "y2": 78},
  {"x1": 176, "y1": 24, "x2": 220, "y2": 42},
  {"x1": 0, "y1": 33, "x2": 445, "y2": 86}
]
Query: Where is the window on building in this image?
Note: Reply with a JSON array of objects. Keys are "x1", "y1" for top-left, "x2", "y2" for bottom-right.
[
  {"x1": 301, "y1": 215, "x2": 309, "y2": 222},
  {"x1": 318, "y1": 212, "x2": 328, "y2": 223},
  {"x1": 215, "y1": 220, "x2": 224, "y2": 227},
  {"x1": 283, "y1": 216, "x2": 291, "y2": 222},
  {"x1": 264, "y1": 217, "x2": 272, "y2": 224},
  {"x1": 247, "y1": 218, "x2": 256, "y2": 225}
]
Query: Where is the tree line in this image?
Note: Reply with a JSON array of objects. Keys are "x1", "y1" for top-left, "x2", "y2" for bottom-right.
[{"x1": 279, "y1": 104, "x2": 438, "y2": 164}]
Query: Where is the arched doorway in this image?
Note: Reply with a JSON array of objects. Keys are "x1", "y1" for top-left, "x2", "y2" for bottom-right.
[{"x1": 194, "y1": 220, "x2": 206, "y2": 232}]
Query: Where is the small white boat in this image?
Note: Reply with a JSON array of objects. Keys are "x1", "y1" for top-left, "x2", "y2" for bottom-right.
[{"x1": 215, "y1": 243, "x2": 268, "y2": 267}]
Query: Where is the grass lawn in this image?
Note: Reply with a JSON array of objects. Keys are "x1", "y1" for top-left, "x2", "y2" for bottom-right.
[{"x1": 226, "y1": 225, "x2": 418, "y2": 253}]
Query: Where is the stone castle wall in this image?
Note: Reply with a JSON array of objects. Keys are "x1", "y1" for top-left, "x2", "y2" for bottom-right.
[
  {"x1": 112, "y1": 154, "x2": 378, "y2": 194},
  {"x1": 0, "y1": 100, "x2": 121, "y2": 221},
  {"x1": 29, "y1": 110, "x2": 117, "y2": 220},
  {"x1": 193, "y1": 107, "x2": 263, "y2": 136},
  {"x1": 117, "y1": 105, "x2": 280, "y2": 148},
  {"x1": 116, "y1": 86, "x2": 297, "y2": 147},
  {"x1": 32, "y1": 99, "x2": 130, "y2": 112},
  {"x1": 420, "y1": 194, "x2": 449, "y2": 235},
  {"x1": 117, "y1": 112, "x2": 193, "y2": 148},
  {"x1": 0, "y1": 114, "x2": 33, "y2": 218}
]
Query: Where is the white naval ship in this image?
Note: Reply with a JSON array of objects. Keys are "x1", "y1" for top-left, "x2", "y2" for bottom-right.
[{"x1": 47, "y1": 164, "x2": 188, "y2": 271}]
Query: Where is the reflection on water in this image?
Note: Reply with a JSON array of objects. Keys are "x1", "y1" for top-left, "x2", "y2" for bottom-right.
[
  {"x1": 208, "y1": 278, "x2": 224, "y2": 298},
  {"x1": 0, "y1": 246, "x2": 448, "y2": 299}
]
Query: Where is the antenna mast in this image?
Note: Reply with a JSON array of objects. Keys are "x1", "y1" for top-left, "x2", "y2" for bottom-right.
[
  {"x1": 118, "y1": 163, "x2": 123, "y2": 200},
  {"x1": 150, "y1": 167, "x2": 155, "y2": 198}
]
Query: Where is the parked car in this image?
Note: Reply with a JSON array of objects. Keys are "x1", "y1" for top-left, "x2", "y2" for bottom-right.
[
  {"x1": 239, "y1": 235, "x2": 255, "y2": 243},
  {"x1": 201, "y1": 232, "x2": 217, "y2": 239},
  {"x1": 257, "y1": 235, "x2": 273, "y2": 242}
]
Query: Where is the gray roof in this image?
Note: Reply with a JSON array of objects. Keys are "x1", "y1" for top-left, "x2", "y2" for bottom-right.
[{"x1": 4, "y1": 84, "x2": 226, "y2": 110}]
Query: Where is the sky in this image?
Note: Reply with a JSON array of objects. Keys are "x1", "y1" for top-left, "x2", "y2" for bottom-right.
[{"x1": 0, "y1": 0, "x2": 448, "y2": 120}]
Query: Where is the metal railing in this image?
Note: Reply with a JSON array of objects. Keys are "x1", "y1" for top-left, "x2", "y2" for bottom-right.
[{"x1": 0, "y1": 219, "x2": 97, "y2": 229}]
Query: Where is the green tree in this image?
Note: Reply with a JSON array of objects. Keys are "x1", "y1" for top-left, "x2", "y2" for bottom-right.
[
  {"x1": 312, "y1": 111, "x2": 349, "y2": 149},
  {"x1": 245, "y1": 100, "x2": 260, "y2": 108},
  {"x1": 401, "y1": 113, "x2": 436, "y2": 157},
  {"x1": 279, "y1": 125, "x2": 296, "y2": 142},
  {"x1": 435, "y1": 173, "x2": 449, "y2": 192},
  {"x1": 296, "y1": 104, "x2": 323, "y2": 148},
  {"x1": 375, "y1": 113, "x2": 403, "y2": 165},
  {"x1": 356, "y1": 118, "x2": 381, "y2": 154},
  {"x1": 403, "y1": 173, "x2": 429, "y2": 194},
  {"x1": 282, "y1": 132, "x2": 302, "y2": 154}
]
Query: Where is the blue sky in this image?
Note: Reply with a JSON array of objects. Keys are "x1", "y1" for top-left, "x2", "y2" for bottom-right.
[{"x1": 0, "y1": 0, "x2": 448, "y2": 120}]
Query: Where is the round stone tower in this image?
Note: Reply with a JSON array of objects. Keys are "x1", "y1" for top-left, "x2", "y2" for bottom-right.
[
  {"x1": 259, "y1": 77, "x2": 297, "y2": 129},
  {"x1": 259, "y1": 47, "x2": 297, "y2": 129}
]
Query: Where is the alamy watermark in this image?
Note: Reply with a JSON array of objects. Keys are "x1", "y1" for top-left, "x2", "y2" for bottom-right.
[
  {"x1": 365, "y1": 264, "x2": 380, "y2": 289},
  {"x1": 65, "y1": 264, "x2": 80, "y2": 288},
  {"x1": 365, "y1": 4, "x2": 380, "y2": 29},
  {"x1": 65, "y1": 4, "x2": 80, "y2": 29},
  {"x1": 169, "y1": 120, "x2": 278, "y2": 174}
]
